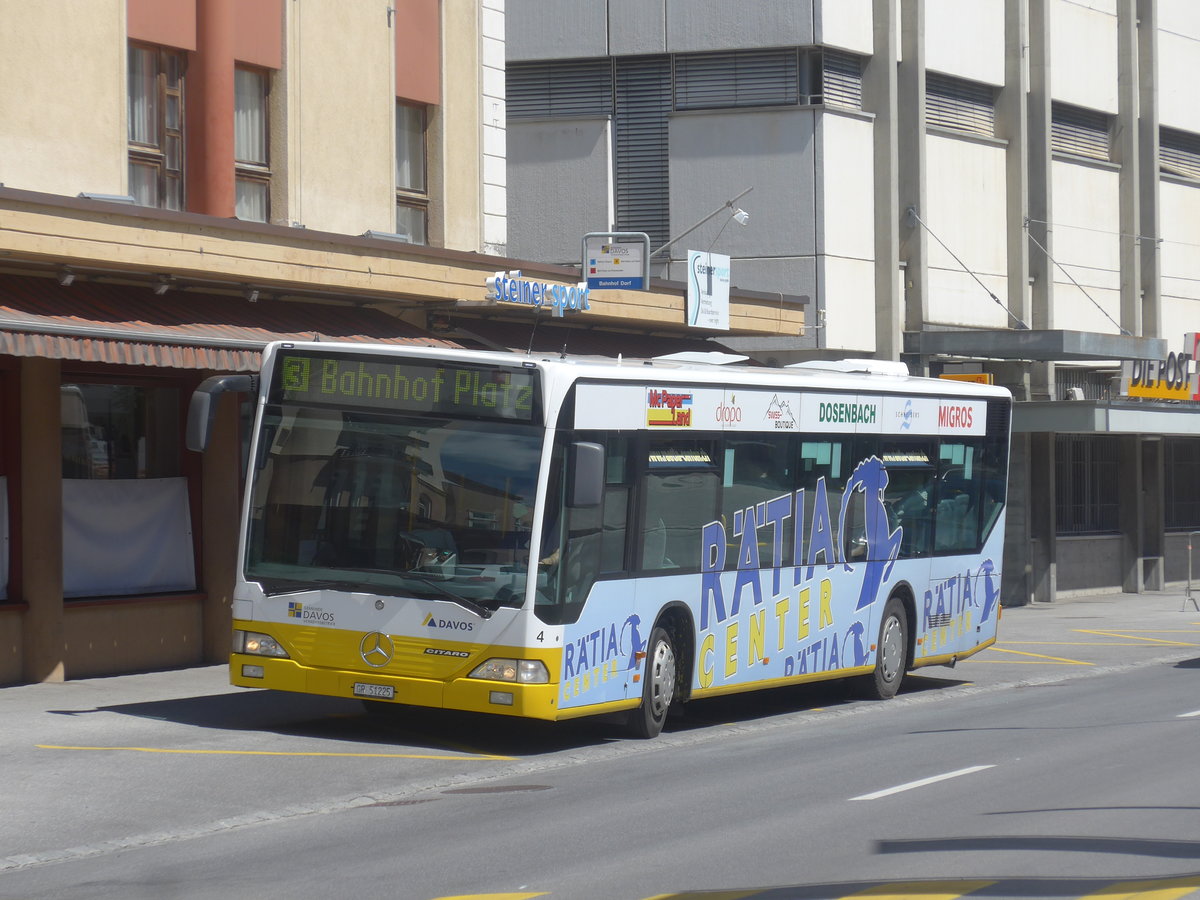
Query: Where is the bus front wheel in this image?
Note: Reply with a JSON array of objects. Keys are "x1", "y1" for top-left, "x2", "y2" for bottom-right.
[
  {"x1": 858, "y1": 596, "x2": 908, "y2": 700},
  {"x1": 627, "y1": 626, "x2": 676, "y2": 739}
]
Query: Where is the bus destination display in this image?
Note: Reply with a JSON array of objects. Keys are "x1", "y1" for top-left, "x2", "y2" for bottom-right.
[{"x1": 274, "y1": 352, "x2": 539, "y2": 422}]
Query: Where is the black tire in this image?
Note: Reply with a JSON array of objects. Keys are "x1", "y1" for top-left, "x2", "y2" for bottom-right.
[
  {"x1": 858, "y1": 596, "x2": 908, "y2": 700},
  {"x1": 627, "y1": 626, "x2": 677, "y2": 739}
]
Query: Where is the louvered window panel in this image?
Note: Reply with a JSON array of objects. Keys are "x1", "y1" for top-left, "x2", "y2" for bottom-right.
[
  {"x1": 822, "y1": 50, "x2": 863, "y2": 110},
  {"x1": 1051, "y1": 103, "x2": 1111, "y2": 161},
  {"x1": 926, "y1": 73, "x2": 996, "y2": 137},
  {"x1": 615, "y1": 56, "x2": 672, "y2": 249},
  {"x1": 1161, "y1": 127, "x2": 1200, "y2": 180},
  {"x1": 674, "y1": 49, "x2": 799, "y2": 110},
  {"x1": 507, "y1": 59, "x2": 613, "y2": 119}
]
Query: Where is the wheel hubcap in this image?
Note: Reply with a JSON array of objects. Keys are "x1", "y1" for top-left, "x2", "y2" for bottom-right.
[
  {"x1": 648, "y1": 640, "x2": 677, "y2": 717},
  {"x1": 879, "y1": 614, "x2": 903, "y2": 682}
]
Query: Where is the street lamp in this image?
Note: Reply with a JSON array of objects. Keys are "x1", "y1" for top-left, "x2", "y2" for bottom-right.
[{"x1": 648, "y1": 187, "x2": 753, "y2": 260}]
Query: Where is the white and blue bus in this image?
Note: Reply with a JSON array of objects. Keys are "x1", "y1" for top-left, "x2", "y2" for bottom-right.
[{"x1": 188, "y1": 343, "x2": 1011, "y2": 738}]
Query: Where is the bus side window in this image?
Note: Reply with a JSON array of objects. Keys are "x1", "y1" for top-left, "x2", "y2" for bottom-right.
[
  {"x1": 934, "y1": 441, "x2": 982, "y2": 553},
  {"x1": 599, "y1": 438, "x2": 631, "y2": 574},
  {"x1": 642, "y1": 441, "x2": 720, "y2": 573},
  {"x1": 721, "y1": 439, "x2": 794, "y2": 567},
  {"x1": 795, "y1": 437, "x2": 849, "y2": 566}
]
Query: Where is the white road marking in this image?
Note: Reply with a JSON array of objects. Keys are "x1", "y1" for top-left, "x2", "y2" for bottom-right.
[
  {"x1": 1177, "y1": 709, "x2": 1200, "y2": 718},
  {"x1": 849, "y1": 765, "x2": 996, "y2": 801}
]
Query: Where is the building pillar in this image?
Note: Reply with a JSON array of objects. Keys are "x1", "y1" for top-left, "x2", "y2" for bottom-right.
[
  {"x1": 1116, "y1": 0, "x2": 1142, "y2": 337},
  {"x1": 186, "y1": 0, "x2": 237, "y2": 217},
  {"x1": 20, "y1": 357, "x2": 64, "y2": 683},
  {"x1": 1119, "y1": 434, "x2": 1144, "y2": 592},
  {"x1": 1027, "y1": 0, "x2": 1054, "y2": 401},
  {"x1": 897, "y1": 0, "x2": 927, "y2": 374},
  {"x1": 201, "y1": 386, "x2": 241, "y2": 661},
  {"x1": 1000, "y1": 0, "x2": 1030, "y2": 330},
  {"x1": 1137, "y1": 0, "x2": 1161, "y2": 340},
  {"x1": 867, "y1": 0, "x2": 901, "y2": 362},
  {"x1": 1028, "y1": 431, "x2": 1057, "y2": 603},
  {"x1": 1141, "y1": 436, "x2": 1165, "y2": 590}
]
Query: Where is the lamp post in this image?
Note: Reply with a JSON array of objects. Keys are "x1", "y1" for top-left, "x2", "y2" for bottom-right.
[{"x1": 648, "y1": 187, "x2": 753, "y2": 260}]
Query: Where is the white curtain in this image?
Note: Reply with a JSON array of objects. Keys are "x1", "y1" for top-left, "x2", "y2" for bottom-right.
[
  {"x1": 128, "y1": 46, "x2": 156, "y2": 144},
  {"x1": 62, "y1": 478, "x2": 196, "y2": 598},
  {"x1": 234, "y1": 69, "x2": 266, "y2": 164}
]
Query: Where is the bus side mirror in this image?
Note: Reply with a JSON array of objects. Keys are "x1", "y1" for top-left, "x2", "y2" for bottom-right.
[
  {"x1": 568, "y1": 441, "x2": 604, "y2": 508},
  {"x1": 186, "y1": 374, "x2": 257, "y2": 452}
]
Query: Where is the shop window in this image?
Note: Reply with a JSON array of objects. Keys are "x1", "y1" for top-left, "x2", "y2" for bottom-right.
[
  {"x1": 60, "y1": 383, "x2": 194, "y2": 598},
  {"x1": 1165, "y1": 438, "x2": 1200, "y2": 529},
  {"x1": 128, "y1": 43, "x2": 185, "y2": 210},
  {"x1": 235, "y1": 66, "x2": 271, "y2": 222},
  {"x1": 1055, "y1": 435, "x2": 1119, "y2": 534},
  {"x1": 396, "y1": 101, "x2": 428, "y2": 244}
]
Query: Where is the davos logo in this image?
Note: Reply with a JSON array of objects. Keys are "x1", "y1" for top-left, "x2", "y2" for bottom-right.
[
  {"x1": 287, "y1": 602, "x2": 335, "y2": 624},
  {"x1": 486, "y1": 270, "x2": 591, "y2": 318},
  {"x1": 421, "y1": 613, "x2": 474, "y2": 632}
]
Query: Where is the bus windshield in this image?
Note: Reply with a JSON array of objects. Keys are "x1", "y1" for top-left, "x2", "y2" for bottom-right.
[{"x1": 244, "y1": 404, "x2": 545, "y2": 613}]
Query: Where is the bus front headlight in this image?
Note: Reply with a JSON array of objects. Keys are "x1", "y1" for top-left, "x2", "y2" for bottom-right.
[
  {"x1": 233, "y1": 630, "x2": 290, "y2": 659},
  {"x1": 468, "y1": 658, "x2": 549, "y2": 684}
]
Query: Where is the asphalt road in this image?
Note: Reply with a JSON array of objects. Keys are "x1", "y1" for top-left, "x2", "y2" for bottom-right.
[{"x1": 2, "y1": 591, "x2": 1199, "y2": 900}]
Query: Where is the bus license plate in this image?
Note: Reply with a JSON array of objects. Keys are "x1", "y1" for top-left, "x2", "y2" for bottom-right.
[{"x1": 353, "y1": 682, "x2": 394, "y2": 700}]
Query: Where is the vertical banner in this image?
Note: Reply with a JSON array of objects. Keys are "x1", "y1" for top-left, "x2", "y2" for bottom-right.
[{"x1": 687, "y1": 250, "x2": 730, "y2": 330}]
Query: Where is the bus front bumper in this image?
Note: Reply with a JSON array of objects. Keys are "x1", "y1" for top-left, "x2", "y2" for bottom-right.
[{"x1": 231, "y1": 653, "x2": 563, "y2": 721}]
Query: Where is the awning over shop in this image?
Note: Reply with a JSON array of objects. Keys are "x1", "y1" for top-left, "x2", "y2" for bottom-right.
[
  {"x1": 1014, "y1": 399, "x2": 1200, "y2": 436},
  {"x1": 0, "y1": 273, "x2": 457, "y2": 372},
  {"x1": 448, "y1": 317, "x2": 724, "y2": 359},
  {"x1": 905, "y1": 328, "x2": 1166, "y2": 362}
]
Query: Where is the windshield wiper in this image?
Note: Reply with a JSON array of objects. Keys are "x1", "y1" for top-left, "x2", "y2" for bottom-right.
[
  {"x1": 401, "y1": 571, "x2": 494, "y2": 620},
  {"x1": 257, "y1": 572, "x2": 494, "y2": 619}
]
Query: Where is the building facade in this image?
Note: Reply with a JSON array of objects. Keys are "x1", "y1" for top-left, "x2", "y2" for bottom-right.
[
  {"x1": 0, "y1": 0, "x2": 805, "y2": 686},
  {"x1": 504, "y1": 0, "x2": 1200, "y2": 606}
]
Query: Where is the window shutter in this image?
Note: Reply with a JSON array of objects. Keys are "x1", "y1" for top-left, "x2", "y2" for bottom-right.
[
  {"x1": 1161, "y1": 127, "x2": 1200, "y2": 180},
  {"x1": 507, "y1": 59, "x2": 613, "y2": 119},
  {"x1": 1051, "y1": 103, "x2": 1112, "y2": 161},
  {"x1": 615, "y1": 56, "x2": 672, "y2": 249},
  {"x1": 674, "y1": 49, "x2": 799, "y2": 111},
  {"x1": 926, "y1": 73, "x2": 996, "y2": 137},
  {"x1": 822, "y1": 50, "x2": 863, "y2": 110}
]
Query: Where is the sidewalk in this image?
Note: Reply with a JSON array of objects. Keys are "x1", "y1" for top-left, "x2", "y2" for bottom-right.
[
  {"x1": 2, "y1": 589, "x2": 1198, "y2": 714},
  {"x1": 966, "y1": 588, "x2": 1200, "y2": 685}
]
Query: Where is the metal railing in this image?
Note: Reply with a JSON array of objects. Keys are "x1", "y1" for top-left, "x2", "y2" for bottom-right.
[{"x1": 1187, "y1": 531, "x2": 1200, "y2": 612}]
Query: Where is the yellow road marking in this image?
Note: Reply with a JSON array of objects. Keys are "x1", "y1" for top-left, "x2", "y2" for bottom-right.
[
  {"x1": 643, "y1": 892, "x2": 763, "y2": 900},
  {"x1": 842, "y1": 881, "x2": 994, "y2": 900},
  {"x1": 1077, "y1": 875, "x2": 1200, "y2": 899},
  {"x1": 977, "y1": 648, "x2": 1094, "y2": 665},
  {"x1": 1001, "y1": 641, "x2": 1191, "y2": 646},
  {"x1": 38, "y1": 745, "x2": 514, "y2": 761},
  {"x1": 1075, "y1": 629, "x2": 1200, "y2": 647}
]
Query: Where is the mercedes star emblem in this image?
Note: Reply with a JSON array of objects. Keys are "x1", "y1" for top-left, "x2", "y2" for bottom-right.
[{"x1": 359, "y1": 632, "x2": 395, "y2": 668}]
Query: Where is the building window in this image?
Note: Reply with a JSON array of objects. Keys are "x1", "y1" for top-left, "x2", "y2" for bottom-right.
[
  {"x1": 60, "y1": 382, "x2": 195, "y2": 599},
  {"x1": 821, "y1": 50, "x2": 862, "y2": 110},
  {"x1": 1055, "y1": 435, "x2": 1120, "y2": 535},
  {"x1": 1051, "y1": 102, "x2": 1112, "y2": 162},
  {"x1": 128, "y1": 43, "x2": 185, "y2": 210},
  {"x1": 926, "y1": 73, "x2": 996, "y2": 138},
  {"x1": 1161, "y1": 127, "x2": 1200, "y2": 181},
  {"x1": 674, "y1": 49, "x2": 801, "y2": 111},
  {"x1": 235, "y1": 67, "x2": 271, "y2": 222},
  {"x1": 396, "y1": 102, "x2": 428, "y2": 244},
  {"x1": 1165, "y1": 438, "x2": 1200, "y2": 529}
]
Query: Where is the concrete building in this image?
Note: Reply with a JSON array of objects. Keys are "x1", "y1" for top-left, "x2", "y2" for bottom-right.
[
  {"x1": 0, "y1": 0, "x2": 802, "y2": 686},
  {"x1": 504, "y1": 0, "x2": 1200, "y2": 606}
]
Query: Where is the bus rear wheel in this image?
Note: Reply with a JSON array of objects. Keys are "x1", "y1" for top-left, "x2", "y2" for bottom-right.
[
  {"x1": 627, "y1": 626, "x2": 676, "y2": 739},
  {"x1": 858, "y1": 596, "x2": 908, "y2": 700}
]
